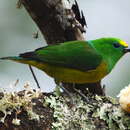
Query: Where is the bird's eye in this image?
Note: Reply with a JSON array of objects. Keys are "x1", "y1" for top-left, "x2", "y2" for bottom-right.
[{"x1": 113, "y1": 42, "x2": 120, "y2": 48}]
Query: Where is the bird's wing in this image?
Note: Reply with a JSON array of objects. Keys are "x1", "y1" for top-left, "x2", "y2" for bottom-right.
[{"x1": 20, "y1": 41, "x2": 102, "y2": 71}]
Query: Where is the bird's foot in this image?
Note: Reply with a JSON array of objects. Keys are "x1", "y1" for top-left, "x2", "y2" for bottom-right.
[
  {"x1": 73, "y1": 88, "x2": 89, "y2": 103},
  {"x1": 60, "y1": 85, "x2": 74, "y2": 106},
  {"x1": 54, "y1": 82, "x2": 74, "y2": 107}
]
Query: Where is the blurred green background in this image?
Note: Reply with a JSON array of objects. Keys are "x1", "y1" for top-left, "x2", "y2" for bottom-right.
[{"x1": 0, "y1": 0, "x2": 130, "y2": 96}]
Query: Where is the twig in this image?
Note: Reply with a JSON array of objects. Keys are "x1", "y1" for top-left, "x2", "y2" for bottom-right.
[{"x1": 28, "y1": 65, "x2": 40, "y2": 89}]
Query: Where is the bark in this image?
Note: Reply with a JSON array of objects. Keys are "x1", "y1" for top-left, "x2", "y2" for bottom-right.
[{"x1": 22, "y1": 0, "x2": 85, "y2": 44}]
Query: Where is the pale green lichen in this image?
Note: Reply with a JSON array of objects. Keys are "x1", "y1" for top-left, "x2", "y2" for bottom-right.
[
  {"x1": 45, "y1": 94, "x2": 95, "y2": 130},
  {"x1": 45, "y1": 92, "x2": 130, "y2": 130},
  {"x1": 1, "y1": 82, "x2": 130, "y2": 129},
  {"x1": 12, "y1": 118, "x2": 21, "y2": 125},
  {"x1": 27, "y1": 109, "x2": 40, "y2": 121},
  {"x1": 0, "y1": 82, "x2": 42, "y2": 124}
]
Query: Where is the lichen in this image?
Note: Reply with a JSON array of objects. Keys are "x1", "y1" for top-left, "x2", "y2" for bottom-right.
[
  {"x1": 12, "y1": 118, "x2": 21, "y2": 125},
  {"x1": 0, "y1": 82, "x2": 42, "y2": 124},
  {"x1": 45, "y1": 91, "x2": 130, "y2": 130},
  {"x1": 45, "y1": 94, "x2": 93, "y2": 130},
  {"x1": 1, "y1": 82, "x2": 130, "y2": 129}
]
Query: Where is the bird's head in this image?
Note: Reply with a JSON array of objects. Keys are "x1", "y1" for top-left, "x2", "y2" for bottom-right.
[
  {"x1": 89, "y1": 37, "x2": 130, "y2": 57},
  {"x1": 89, "y1": 37, "x2": 130, "y2": 71}
]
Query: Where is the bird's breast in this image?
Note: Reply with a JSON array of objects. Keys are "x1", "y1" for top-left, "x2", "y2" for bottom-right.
[{"x1": 33, "y1": 61, "x2": 108, "y2": 84}]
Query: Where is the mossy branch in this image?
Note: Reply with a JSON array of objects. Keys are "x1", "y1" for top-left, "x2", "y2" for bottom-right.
[
  {"x1": 0, "y1": 85, "x2": 130, "y2": 130},
  {"x1": 1, "y1": 0, "x2": 130, "y2": 129}
]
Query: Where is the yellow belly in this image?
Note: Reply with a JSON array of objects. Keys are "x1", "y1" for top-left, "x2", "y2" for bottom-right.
[{"x1": 28, "y1": 61, "x2": 108, "y2": 84}]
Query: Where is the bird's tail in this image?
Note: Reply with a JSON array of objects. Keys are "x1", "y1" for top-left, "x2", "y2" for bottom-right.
[
  {"x1": 1, "y1": 56, "x2": 23, "y2": 60},
  {"x1": 0, "y1": 56, "x2": 34, "y2": 65}
]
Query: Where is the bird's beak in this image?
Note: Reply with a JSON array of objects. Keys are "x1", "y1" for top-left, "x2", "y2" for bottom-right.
[{"x1": 124, "y1": 48, "x2": 130, "y2": 53}]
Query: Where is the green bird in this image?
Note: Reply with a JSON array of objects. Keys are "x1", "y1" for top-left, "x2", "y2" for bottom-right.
[{"x1": 1, "y1": 37, "x2": 130, "y2": 84}]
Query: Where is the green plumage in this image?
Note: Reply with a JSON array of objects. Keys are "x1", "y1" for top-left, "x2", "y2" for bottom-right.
[
  {"x1": 1, "y1": 37, "x2": 129, "y2": 84},
  {"x1": 20, "y1": 41, "x2": 102, "y2": 71}
]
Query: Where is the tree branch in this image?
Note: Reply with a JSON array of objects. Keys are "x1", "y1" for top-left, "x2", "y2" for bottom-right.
[
  {"x1": 1, "y1": 0, "x2": 127, "y2": 129},
  {"x1": 21, "y1": 0, "x2": 85, "y2": 44}
]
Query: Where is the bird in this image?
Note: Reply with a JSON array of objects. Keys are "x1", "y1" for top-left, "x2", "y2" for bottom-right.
[{"x1": 1, "y1": 37, "x2": 130, "y2": 85}]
